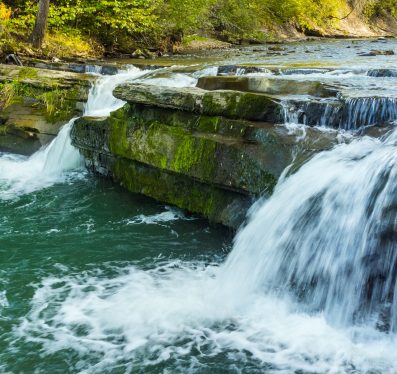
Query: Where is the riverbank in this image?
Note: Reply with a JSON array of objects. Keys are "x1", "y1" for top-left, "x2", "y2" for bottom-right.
[{"x1": 1, "y1": 8, "x2": 397, "y2": 63}]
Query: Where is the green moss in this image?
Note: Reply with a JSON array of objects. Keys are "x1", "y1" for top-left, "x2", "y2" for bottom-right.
[
  {"x1": 201, "y1": 94, "x2": 225, "y2": 116},
  {"x1": 0, "y1": 76, "x2": 78, "y2": 123},
  {"x1": 172, "y1": 132, "x2": 217, "y2": 180},
  {"x1": 17, "y1": 67, "x2": 39, "y2": 80},
  {"x1": 201, "y1": 91, "x2": 280, "y2": 121},
  {"x1": 108, "y1": 107, "x2": 131, "y2": 156},
  {"x1": 197, "y1": 115, "x2": 220, "y2": 133},
  {"x1": 111, "y1": 157, "x2": 249, "y2": 227},
  {"x1": 107, "y1": 108, "x2": 218, "y2": 182},
  {"x1": 128, "y1": 104, "x2": 249, "y2": 138},
  {"x1": 0, "y1": 124, "x2": 9, "y2": 135}
]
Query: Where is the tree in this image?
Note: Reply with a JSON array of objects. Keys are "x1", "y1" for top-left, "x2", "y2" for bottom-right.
[{"x1": 31, "y1": 0, "x2": 49, "y2": 48}]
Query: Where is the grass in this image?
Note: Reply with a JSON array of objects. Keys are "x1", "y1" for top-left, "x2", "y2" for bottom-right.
[{"x1": 0, "y1": 27, "x2": 103, "y2": 59}]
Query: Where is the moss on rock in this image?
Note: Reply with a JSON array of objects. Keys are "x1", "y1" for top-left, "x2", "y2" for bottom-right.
[{"x1": 113, "y1": 83, "x2": 282, "y2": 122}]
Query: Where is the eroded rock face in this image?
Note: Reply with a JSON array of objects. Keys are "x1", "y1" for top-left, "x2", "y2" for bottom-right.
[{"x1": 71, "y1": 100, "x2": 339, "y2": 228}]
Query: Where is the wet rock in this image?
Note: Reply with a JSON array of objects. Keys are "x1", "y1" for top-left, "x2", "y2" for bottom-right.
[
  {"x1": 69, "y1": 64, "x2": 86, "y2": 74},
  {"x1": 197, "y1": 76, "x2": 337, "y2": 98},
  {"x1": 278, "y1": 68, "x2": 330, "y2": 75},
  {"x1": 268, "y1": 46, "x2": 286, "y2": 52},
  {"x1": 217, "y1": 65, "x2": 267, "y2": 76},
  {"x1": 100, "y1": 65, "x2": 118, "y2": 75},
  {"x1": 367, "y1": 69, "x2": 397, "y2": 78},
  {"x1": 358, "y1": 50, "x2": 395, "y2": 57},
  {"x1": 113, "y1": 83, "x2": 283, "y2": 122},
  {"x1": 0, "y1": 64, "x2": 94, "y2": 154},
  {"x1": 0, "y1": 123, "x2": 43, "y2": 155},
  {"x1": 71, "y1": 100, "x2": 339, "y2": 228},
  {"x1": 5, "y1": 54, "x2": 23, "y2": 66}
]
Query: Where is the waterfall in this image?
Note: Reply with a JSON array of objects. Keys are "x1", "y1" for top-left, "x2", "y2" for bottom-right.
[
  {"x1": 283, "y1": 97, "x2": 397, "y2": 130},
  {"x1": 20, "y1": 126, "x2": 397, "y2": 372},
  {"x1": 9, "y1": 68, "x2": 397, "y2": 371},
  {"x1": 344, "y1": 97, "x2": 397, "y2": 129},
  {"x1": 0, "y1": 66, "x2": 149, "y2": 199},
  {"x1": 220, "y1": 127, "x2": 397, "y2": 331}
]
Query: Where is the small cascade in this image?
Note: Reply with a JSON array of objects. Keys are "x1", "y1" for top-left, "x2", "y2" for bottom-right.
[
  {"x1": 220, "y1": 127, "x2": 397, "y2": 331},
  {"x1": 0, "y1": 66, "x2": 150, "y2": 199},
  {"x1": 192, "y1": 66, "x2": 219, "y2": 78},
  {"x1": 344, "y1": 97, "x2": 397, "y2": 129},
  {"x1": 282, "y1": 98, "x2": 343, "y2": 128},
  {"x1": 217, "y1": 65, "x2": 271, "y2": 76},
  {"x1": 283, "y1": 96, "x2": 397, "y2": 130},
  {"x1": 84, "y1": 65, "x2": 103, "y2": 74},
  {"x1": 84, "y1": 66, "x2": 148, "y2": 116}
]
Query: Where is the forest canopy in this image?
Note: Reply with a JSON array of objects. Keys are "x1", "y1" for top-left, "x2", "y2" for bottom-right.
[{"x1": 0, "y1": 0, "x2": 396, "y2": 56}]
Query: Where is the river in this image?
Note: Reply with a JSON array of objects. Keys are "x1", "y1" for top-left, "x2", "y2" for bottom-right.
[{"x1": 1, "y1": 38, "x2": 397, "y2": 373}]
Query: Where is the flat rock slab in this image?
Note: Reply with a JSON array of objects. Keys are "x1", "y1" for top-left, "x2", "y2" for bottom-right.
[
  {"x1": 197, "y1": 76, "x2": 338, "y2": 98},
  {"x1": 0, "y1": 64, "x2": 95, "y2": 89},
  {"x1": 113, "y1": 83, "x2": 282, "y2": 122}
]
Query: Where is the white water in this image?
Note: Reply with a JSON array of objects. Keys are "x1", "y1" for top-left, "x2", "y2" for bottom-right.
[
  {"x1": 0, "y1": 67, "x2": 150, "y2": 199},
  {"x1": 123, "y1": 206, "x2": 195, "y2": 225},
  {"x1": 3, "y1": 63, "x2": 397, "y2": 372},
  {"x1": 15, "y1": 127, "x2": 397, "y2": 373},
  {"x1": 283, "y1": 97, "x2": 397, "y2": 129}
]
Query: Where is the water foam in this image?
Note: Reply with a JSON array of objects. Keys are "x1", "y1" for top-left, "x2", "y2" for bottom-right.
[
  {"x1": 0, "y1": 67, "x2": 150, "y2": 199},
  {"x1": 123, "y1": 206, "x2": 195, "y2": 225},
  {"x1": 13, "y1": 128, "x2": 397, "y2": 373}
]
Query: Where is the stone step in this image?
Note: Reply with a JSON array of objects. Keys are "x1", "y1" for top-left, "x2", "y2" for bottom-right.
[{"x1": 113, "y1": 83, "x2": 282, "y2": 122}]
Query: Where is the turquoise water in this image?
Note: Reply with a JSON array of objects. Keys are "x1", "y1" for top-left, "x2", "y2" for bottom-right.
[
  {"x1": 0, "y1": 175, "x2": 233, "y2": 373},
  {"x1": 2, "y1": 41, "x2": 397, "y2": 372}
]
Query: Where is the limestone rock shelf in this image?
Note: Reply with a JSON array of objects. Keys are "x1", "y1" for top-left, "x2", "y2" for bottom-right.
[
  {"x1": 72, "y1": 81, "x2": 339, "y2": 228},
  {"x1": 0, "y1": 64, "x2": 95, "y2": 155}
]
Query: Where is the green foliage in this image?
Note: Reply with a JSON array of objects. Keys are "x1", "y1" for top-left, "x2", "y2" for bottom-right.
[
  {"x1": 209, "y1": 0, "x2": 263, "y2": 42},
  {"x1": 1, "y1": 0, "x2": 394, "y2": 54},
  {"x1": 364, "y1": 0, "x2": 397, "y2": 20}
]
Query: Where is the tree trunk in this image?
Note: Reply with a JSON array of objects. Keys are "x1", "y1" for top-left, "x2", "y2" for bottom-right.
[{"x1": 31, "y1": 0, "x2": 50, "y2": 48}]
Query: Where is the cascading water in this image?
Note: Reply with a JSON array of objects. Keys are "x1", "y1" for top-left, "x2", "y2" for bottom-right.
[
  {"x1": 2, "y1": 51, "x2": 397, "y2": 372},
  {"x1": 0, "y1": 66, "x2": 149, "y2": 199},
  {"x1": 283, "y1": 96, "x2": 397, "y2": 129},
  {"x1": 12, "y1": 126, "x2": 397, "y2": 373},
  {"x1": 221, "y1": 128, "x2": 397, "y2": 331}
]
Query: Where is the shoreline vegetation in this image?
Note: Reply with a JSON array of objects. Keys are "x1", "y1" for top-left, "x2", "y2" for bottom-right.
[{"x1": 0, "y1": 0, "x2": 396, "y2": 61}]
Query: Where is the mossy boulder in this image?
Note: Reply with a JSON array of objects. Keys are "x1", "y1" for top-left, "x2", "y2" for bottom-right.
[
  {"x1": 113, "y1": 83, "x2": 283, "y2": 122},
  {"x1": 0, "y1": 64, "x2": 93, "y2": 93},
  {"x1": 0, "y1": 64, "x2": 95, "y2": 154}
]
